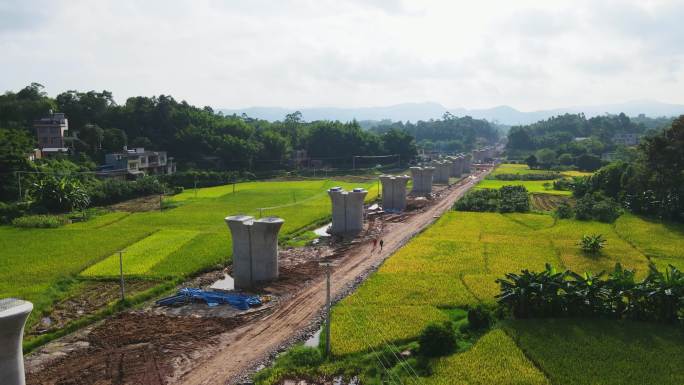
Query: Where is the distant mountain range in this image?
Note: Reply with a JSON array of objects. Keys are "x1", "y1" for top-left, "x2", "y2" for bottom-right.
[{"x1": 219, "y1": 100, "x2": 684, "y2": 126}]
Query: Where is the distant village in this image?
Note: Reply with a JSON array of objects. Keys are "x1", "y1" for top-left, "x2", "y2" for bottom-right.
[{"x1": 30, "y1": 110, "x2": 176, "y2": 179}]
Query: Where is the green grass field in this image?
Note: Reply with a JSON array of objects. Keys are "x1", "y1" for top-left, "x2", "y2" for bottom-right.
[
  {"x1": 0, "y1": 179, "x2": 378, "y2": 326},
  {"x1": 329, "y1": 210, "x2": 684, "y2": 384}
]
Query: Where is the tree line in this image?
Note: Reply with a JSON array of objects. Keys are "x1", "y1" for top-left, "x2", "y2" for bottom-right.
[{"x1": 507, "y1": 113, "x2": 673, "y2": 171}]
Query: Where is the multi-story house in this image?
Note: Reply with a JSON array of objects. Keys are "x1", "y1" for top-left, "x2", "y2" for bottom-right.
[
  {"x1": 612, "y1": 133, "x2": 640, "y2": 147},
  {"x1": 33, "y1": 111, "x2": 69, "y2": 157},
  {"x1": 98, "y1": 147, "x2": 176, "y2": 179}
]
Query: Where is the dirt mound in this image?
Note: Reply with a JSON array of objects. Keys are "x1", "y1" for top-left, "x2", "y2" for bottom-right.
[{"x1": 27, "y1": 313, "x2": 242, "y2": 385}]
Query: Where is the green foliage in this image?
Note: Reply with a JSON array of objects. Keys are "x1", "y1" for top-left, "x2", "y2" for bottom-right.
[
  {"x1": 370, "y1": 113, "x2": 498, "y2": 153},
  {"x1": 0, "y1": 128, "x2": 35, "y2": 201},
  {"x1": 12, "y1": 214, "x2": 69, "y2": 228},
  {"x1": 578, "y1": 234, "x2": 606, "y2": 254},
  {"x1": 418, "y1": 321, "x2": 457, "y2": 357},
  {"x1": 89, "y1": 176, "x2": 166, "y2": 206},
  {"x1": 30, "y1": 176, "x2": 90, "y2": 212},
  {"x1": 554, "y1": 201, "x2": 574, "y2": 219},
  {"x1": 574, "y1": 193, "x2": 621, "y2": 222},
  {"x1": 0, "y1": 201, "x2": 30, "y2": 223},
  {"x1": 455, "y1": 186, "x2": 529, "y2": 213},
  {"x1": 496, "y1": 262, "x2": 684, "y2": 323},
  {"x1": 467, "y1": 305, "x2": 493, "y2": 329}
]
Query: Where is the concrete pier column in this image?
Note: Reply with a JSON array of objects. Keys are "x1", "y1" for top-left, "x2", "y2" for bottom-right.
[
  {"x1": 392, "y1": 175, "x2": 410, "y2": 211},
  {"x1": 410, "y1": 167, "x2": 422, "y2": 195},
  {"x1": 380, "y1": 175, "x2": 409, "y2": 212},
  {"x1": 346, "y1": 188, "x2": 367, "y2": 233},
  {"x1": 0, "y1": 298, "x2": 33, "y2": 385},
  {"x1": 327, "y1": 187, "x2": 347, "y2": 235},
  {"x1": 225, "y1": 215, "x2": 255, "y2": 290},
  {"x1": 422, "y1": 167, "x2": 435, "y2": 194},
  {"x1": 251, "y1": 217, "x2": 284, "y2": 282},
  {"x1": 463, "y1": 154, "x2": 472, "y2": 173},
  {"x1": 433, "y1": 162, "x2": 450, "y2": 184},
  {"x1": 225, "y1": 215, "x2": 284, "y2": 289},
  {"x1": 380, "y1": 175, "x2": 395, "y2": 211}
]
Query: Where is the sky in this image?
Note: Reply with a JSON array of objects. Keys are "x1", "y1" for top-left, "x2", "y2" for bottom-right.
[{"x1": 1, "y1": 0, "x2": 683, "y2": 111}]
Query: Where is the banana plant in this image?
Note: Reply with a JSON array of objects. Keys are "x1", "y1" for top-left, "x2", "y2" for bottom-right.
[
  {"x1": 642, "y1": 263, "x2": 684, "y2": 323},
  {"x1": 578, "y1": 233, "x2": 607, "y2": 254}
]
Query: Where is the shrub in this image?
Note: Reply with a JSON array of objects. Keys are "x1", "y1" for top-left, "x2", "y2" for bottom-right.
[
  {"x1": 278, "y1": 346, "x2": 324, "y2": 368},
  {"x1": 574, "y1": 193, "x2": 621, "y2": 222},
  {"x1": 467, "y1": 305, "x2": 493, "y2": 329},
  {"x1": 455, "y1": 186, "x2": 529, "y2": 213},
  {"x1": 579, "y1": 234, "x2": 606, "y2": 254},
  {"x1": 0, "y1": 201, "x2": 30, "y2": 224},
  {"x1": 12, "y1": 214, "x2": 69, "y2": 228},
  {"x1": 554, "y1": 201, "x2": 574, "y2": 219},
  {"x1": 418, "y1": 321, "x2": 456, "y2": 357},
  {"x1": 89, "y1": 176, "x2": 166, "y2": 206},
  {"x1": 454, "y1": 189, "x2": 499, "y2": 212},
  {"x1": 30, "y1": 176, "x2": 90, "y2": 213},
  {"x1": 498, "y1": 185, "x2": 530, "y2": 213}
]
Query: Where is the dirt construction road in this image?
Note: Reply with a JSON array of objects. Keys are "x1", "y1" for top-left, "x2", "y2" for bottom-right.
[{"x1": 176, "y1": 169, "x2": 489, "y2": 385}]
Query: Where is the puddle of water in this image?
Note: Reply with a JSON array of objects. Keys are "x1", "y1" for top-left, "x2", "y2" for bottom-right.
[
  {"x1": 313, "y1": 223, "x2": 331, "y2": 237},
  {"x1": 209, "y1": 274, "x2": 235, "y2": 291},
  {"x1": 304, "y1": 327, "x2": 322, "y2": 347}
]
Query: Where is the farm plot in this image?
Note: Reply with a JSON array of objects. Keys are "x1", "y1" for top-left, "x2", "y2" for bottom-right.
[
  {"x1": 505, "y1": 318, "x2": 684, "y2": 385},
  {"x1": 330, "y1": 209, "x2": 682, "y2": 374},
  {"x1": 1, "y1": 179, "x2": 378, "y2": 327}
]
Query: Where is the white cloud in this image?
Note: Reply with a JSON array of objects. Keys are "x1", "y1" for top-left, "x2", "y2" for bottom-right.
[{"x1": 0, "y1": 0, "x2": 682, "y2": 110}]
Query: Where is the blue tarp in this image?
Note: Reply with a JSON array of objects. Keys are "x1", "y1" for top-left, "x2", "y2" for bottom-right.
[{"x1": 156, "y1": 288, "x2": 261, "y2": 310}]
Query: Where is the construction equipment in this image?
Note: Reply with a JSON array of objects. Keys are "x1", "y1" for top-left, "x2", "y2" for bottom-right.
[{"x1": 156, "y1": 288, "x2": 261, "y2": 310}]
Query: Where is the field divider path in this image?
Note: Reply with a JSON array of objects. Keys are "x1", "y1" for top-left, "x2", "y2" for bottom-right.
[{"x1": 176, "y1": 169, "x2": 491, "y2": 385}]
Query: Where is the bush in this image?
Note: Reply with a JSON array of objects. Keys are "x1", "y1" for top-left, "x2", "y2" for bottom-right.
[
  {"x1": 12, "y1": 214, "x2": 69, "y2": 228},
  {"x1": 160, "y1": 170, "x2": 255, "y2": 189},
  {"x1": 498, "y1": 185, "x2": 530, "y2": 213},
  {"x1": 89, "y1": 176, "x2": 166, "y2": 206},
  {"x1": 467, "y1": 305, "x2": 493, "y2": 329},
  {"x1": 579, "y1": 234, "x2": 606, "y2": 254},
  {"x1": 418, "y1": 321, "x2": 457, "y2": 357},
  {"x1": 454, "y1": 189, "x2": 499, "y2": 212},
  {"x1": 278, "y1": 346, "x2": 324, "y2": 368},
  {"x1": 455, "y1": 186, "x2": 529, "y2": 213},
  {"x1": 575, "y1": 193, "x2": 621, "y2": 222},
  {"x1": 554, "y1": 201, "x2": 574, "y2": 219},
  {"x1": 30, "y1": 176, "x2": 90, "y2": 213},
  {"x1": 0, "y1": 201, "x2": 30, "y2": 224}
]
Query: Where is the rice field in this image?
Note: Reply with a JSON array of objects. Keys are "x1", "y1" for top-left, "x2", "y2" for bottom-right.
[
  {"x1": 0, "y1": 179, "x2": 378, "y2": 323},
  {"x1": 329, "y1": 209, "x2": 684, "y2": 383},
  {"x1": 505, "y1": 318, "x2": 684, "y2": 385}
]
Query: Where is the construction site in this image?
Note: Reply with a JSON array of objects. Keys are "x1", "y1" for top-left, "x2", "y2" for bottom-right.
[{"x1": 4, "y1": 157, "x2": 492, "y2": 385}]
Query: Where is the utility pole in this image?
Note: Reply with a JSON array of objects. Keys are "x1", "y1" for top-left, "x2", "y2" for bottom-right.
[
  {"x1": 159, "y1": 193, "x2": 163, "y2": 212},
  {"x1": 16, "y1": 172, "x2": 21, "y2": 202},
  {"x1": 320, "y1": 262, "x2": 333, "y2": 357},
  {"x1": 118, "y1": 250, "x2": 126, "y2": 301}
]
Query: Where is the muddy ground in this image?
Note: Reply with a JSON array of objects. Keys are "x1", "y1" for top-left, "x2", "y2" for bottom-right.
[{"x1": 29, "y1": 280, "x2": 160, "y2": 336}]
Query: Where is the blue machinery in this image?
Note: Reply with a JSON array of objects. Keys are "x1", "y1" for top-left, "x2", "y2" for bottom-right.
[{"x1": 156, "y1": 288, "x2": 261, "y2": 310}]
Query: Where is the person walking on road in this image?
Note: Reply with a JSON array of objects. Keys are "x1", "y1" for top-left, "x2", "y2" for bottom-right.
[
  {"x1": 372, "y1": 238, "x2": 378, "y2": 251},
  {"x1": 379, "y1": 239, "x2": 384, "y2": 251}
]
